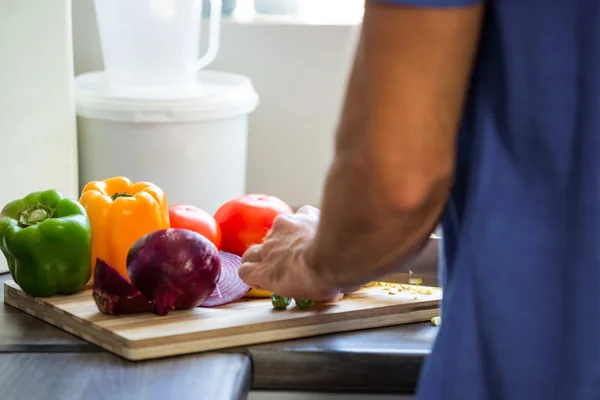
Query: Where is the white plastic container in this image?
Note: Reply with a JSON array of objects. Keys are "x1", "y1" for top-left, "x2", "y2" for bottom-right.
[
  {"x1": 74, "y1": 70, "x2": 259, "y2": 215},
  {"x1": 93, "y1": 0, "x2": 222, "y2": 95},
  {"x1": 0, "y1": 0, "x2": 79, "y2": 274}
]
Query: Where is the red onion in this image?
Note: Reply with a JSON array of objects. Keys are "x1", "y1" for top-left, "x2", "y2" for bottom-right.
[
  {"x1": 200, "y1": 251, "x2": 251, "y2": 307},
  {"x1": 126, "y1": 228, "x2": 221, "y2": 316},
  {"x1": 92, "y1": 258, "x2": 153, "y2": 315}
]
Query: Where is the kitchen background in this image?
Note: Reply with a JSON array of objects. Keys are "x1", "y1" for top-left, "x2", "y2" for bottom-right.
[
  {"x1": 2, "y1": 1, "x2": 418, "y2": 399},
  {"x1": 73, "y1": 0, "x2": 362, "y2": 210},
  {"x1": 76, "y1": 3, "x2": 402, "y2": 400}
]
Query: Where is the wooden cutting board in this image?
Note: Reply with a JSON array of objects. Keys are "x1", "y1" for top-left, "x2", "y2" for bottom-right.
[{"x1": 3, "y1": 280, "x2": 441, "y2": 361}]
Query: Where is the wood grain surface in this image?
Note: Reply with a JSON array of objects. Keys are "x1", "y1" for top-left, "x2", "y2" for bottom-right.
[
  {"x1": 0, "y1": 352, "x2": 251, "y2": 400},
  {"x1": 4, "y1": 280, "x2": 440, "y2": 361}
]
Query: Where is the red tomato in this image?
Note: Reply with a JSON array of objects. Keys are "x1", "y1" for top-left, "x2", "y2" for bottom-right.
[
  {"x1": 168, "y1": 204, "x2": 222, "y2": 249},
  {"x1": 213, "y1": 194, "x2": 294, "y2": 256}
]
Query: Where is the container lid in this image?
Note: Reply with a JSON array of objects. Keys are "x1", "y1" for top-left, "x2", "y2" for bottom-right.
[{"x1": 74, "y1": 70, "x2": 260, "y2": 123}]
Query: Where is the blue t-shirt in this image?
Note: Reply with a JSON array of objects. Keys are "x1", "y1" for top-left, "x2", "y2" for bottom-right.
[{"x1": 379, "y1": 0, "x2": 600, "y2": 399}]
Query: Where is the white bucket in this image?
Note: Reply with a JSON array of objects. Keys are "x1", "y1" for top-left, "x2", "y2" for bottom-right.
[{"x1": 74, "y1": 70, "x2": 259, "y2": 215}]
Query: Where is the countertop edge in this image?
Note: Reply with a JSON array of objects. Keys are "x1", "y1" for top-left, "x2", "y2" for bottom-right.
[{"x1": 248, "y1": 347, "x2": 428, "y2": 394}]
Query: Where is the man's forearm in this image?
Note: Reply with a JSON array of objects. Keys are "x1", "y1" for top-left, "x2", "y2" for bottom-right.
[
  {"x1": 308, "y1": 155, "x2": 448, "y2": 290},
  {"x1": 306, "y1": 1, "x2": 483, "y2": 290}
]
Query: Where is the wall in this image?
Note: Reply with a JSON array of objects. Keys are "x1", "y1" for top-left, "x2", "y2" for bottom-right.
[
  {"x1": 72, "y1": 0, "x2": 361, "y2": 208},
  {"x1": 0, "y1": 0, "x2": 79, "y2": 274}
]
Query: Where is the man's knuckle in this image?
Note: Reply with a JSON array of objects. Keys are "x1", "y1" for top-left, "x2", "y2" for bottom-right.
[{"x1": 272, "y1": 214, "x2": 295, "y2": 230}]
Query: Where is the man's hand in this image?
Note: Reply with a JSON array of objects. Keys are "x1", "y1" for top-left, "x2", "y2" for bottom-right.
[{"x1": 238, "y1": 206, "x2": 343, "y2": 301}]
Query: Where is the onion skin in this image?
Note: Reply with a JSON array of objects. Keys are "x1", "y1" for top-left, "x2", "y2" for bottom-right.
[
  {"x1": 92, "y1": 258, "x2": 153, "y2": 315},
  {"x1": 127, "y1": 228, "x2": 221, "y2": 316}
]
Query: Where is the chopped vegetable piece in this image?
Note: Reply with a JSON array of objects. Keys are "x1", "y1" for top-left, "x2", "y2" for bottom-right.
[
  {"x1": 431, "y1": 316, "x2": 442, "y2": 326},
  {"x1": 245, "y1": 288, "x2": 272, "y2": 298},
  {"x1": 408, "y1": 277, "x2": 423, "y2": 285},
  {"x1": 92, "y1": 258, "x2": 152, "y2": 315},
  {"x1": 389, "y1": 287, "x2": 399, "y2": 295},
  {"x1": 200, "y1": 252, "x2": 251, "y2": 307},
  {"x1": 270, "y1": 293, "x2": 291, "y2": 310},
  {"x1": 295, "y1": 299, "x2": 314, "y2": 310}
]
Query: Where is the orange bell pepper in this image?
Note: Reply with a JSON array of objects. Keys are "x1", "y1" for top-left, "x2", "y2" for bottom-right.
[{"x1": 79, "y1": 176, "x2": 170, "y2": 281}]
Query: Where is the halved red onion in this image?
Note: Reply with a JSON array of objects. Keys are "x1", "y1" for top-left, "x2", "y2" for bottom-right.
[
  {"x1": 199, "y1": 251, "x2": 251, "y2": 307},
  {"x1": 93, "y1": 258, "x2": 153, "y2": 315},
  {"x1": 127, "y1": 229, "x2": 221, "y2": 316}
]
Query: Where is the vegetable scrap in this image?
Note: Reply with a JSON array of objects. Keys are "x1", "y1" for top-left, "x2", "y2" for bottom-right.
[
  {"x1": 270, "y1": 294, "x2": 315, "y2": 310},
  {"x1": 270, "y1": 294, "x2": 292, "y2": 310},
  {"x1": 200, "y1": 252, "x2": 251, "y2": 307},
  {"x1": 295, "y1": 299, "x2": 314, "y2": 310},
  {"x1": 92, "y1": 258, "x2": 152, "y2": 315},
  {"x1": 407, "y1": 269, "x2": 423, "y2": 285},
  {"x1": 375, "y1": 281, "x2": 441, "y2": 301}
]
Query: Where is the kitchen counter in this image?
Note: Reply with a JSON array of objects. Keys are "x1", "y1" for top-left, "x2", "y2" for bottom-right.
[
  {"x1": 0, "y1": 353, "x2": 251, "y2": 400},
  {"x1": 248, "y1": 322, "x2": 436, "y2": 393},
  {"x1": 0, "y1": 273, "x2": 438, "y2": 398}
]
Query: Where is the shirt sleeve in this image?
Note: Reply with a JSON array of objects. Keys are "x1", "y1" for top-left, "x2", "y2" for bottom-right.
[{"x1": 371, "y1": 0, "x2": 483, "y2": 7}]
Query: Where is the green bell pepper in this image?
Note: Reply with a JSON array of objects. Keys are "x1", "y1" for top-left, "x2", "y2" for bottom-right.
[{"x1": 0, "y1": 189, "x2": 92, "y2": 297}]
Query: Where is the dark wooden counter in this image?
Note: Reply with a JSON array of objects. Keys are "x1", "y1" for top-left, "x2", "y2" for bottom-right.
[
  {"x1": 248, "y1": 322, "x2": 436, "y2": 393},
  {"x1": 0, "y1": 297, "x2": 94, "y2": 352},
  {"x1": 0, "y1": 274, "x2": 253, "y2": 399},
  {"x1": 0, "y1": 352, "x2": 251, "y2": 400}
]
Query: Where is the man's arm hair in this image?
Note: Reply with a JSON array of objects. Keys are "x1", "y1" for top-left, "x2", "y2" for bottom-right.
[{"x1": 307, "y1": 1, "x2": 484, "y2": 290}]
